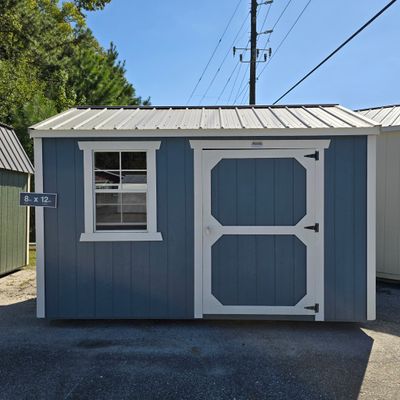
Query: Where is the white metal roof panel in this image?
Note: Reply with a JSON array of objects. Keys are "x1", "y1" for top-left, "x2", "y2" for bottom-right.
[
  {"x1": 357, "y1": 105, "x2": 400, "y2": 129},
  {"x1": 0, "y1": 123, "x2": 34, "y2": 174},
  {"x1": 30, "y1": 105, "x2": 378, "y2": 135}
]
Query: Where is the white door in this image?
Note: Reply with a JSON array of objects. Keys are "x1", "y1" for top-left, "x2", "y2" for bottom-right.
[{"x1": 201, "y1": 148, "x2": 324, "y2": 320}]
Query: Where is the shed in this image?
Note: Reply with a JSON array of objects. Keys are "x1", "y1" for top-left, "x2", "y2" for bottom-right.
[
  {"x1": 30, "y1": 104, "x2": 378, "y2": 321},
  {"x1": 0, "y1": 122, "x2": 34, "y2": 275},
  {"x1": 358, "y1": 105, "x2": 400, "y2": 281}
]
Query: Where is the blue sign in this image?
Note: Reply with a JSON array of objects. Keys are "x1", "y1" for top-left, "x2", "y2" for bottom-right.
[{"x1": 20, "y1": 192, "x2": 57, "y2": 208}]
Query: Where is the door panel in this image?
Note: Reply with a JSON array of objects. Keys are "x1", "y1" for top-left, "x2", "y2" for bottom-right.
[
  {"x1": 211, "y1": 158, "x2": 306, "y2": 226},
  {"x1": 211, "y1": 235, "x2": 307, "y2": 306},
  {"x1": 202, "y1": 148, "x2": 323, "y2": 318}
]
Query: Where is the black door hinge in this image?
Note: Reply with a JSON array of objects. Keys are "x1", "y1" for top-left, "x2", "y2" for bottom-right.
[
  {"x1": 304, "y1": 223, "x2": 319, "y2": 232},
  {"x1": 304, "y1": 303, "x2": 319, "y2": 313},
  {"x1": 305, "y1": 151, "x2": 319, "y2": 160}
]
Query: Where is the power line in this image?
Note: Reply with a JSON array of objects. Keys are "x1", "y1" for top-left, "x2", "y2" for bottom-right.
[
  {"x1": 257, "y1": 0, "x2": 312, "y2": 80},
  {"x1": 233, "y1": 64, "x2": 250, "y2": 103},
  {"x1": 216, "y1": 62, "x2": 240, "y2": 103},
  {"x1": 227, "y1": 62, "x2": 243, "y2": 103},
  {"x1": 199, "y1": 12, "x2": 250, "y2": 104},
  {"x1": 273, "y1": 0, "x2": 398, "y2": 104},
  {"x1": 186, "y1": 0, "x2": 242, "y2": 105}
]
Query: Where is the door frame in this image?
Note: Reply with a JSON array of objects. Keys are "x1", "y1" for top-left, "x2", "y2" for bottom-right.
[{"x1": 190, "y1": 139, "x2": 331, "y2": 321}]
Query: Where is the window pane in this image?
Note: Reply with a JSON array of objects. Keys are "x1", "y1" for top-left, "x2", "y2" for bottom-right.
[
  {"x1": 122, "y1": 193, "x2": 146, "y2": 225},
  {"x1": 121, "y1": 171, "x2": 147, "y2": 190},
  {"x1": 96, "y1": 193, "x2": 120, "y2": 205},
  {"x1": 95, "y1": 171, "x2": 120, "y2": 189},
  {"x1": 96, "y1": 204, "x2": 120, "y2": 226},
  {"x1": 95, "y1": 152, "x2": 119, "y2": 170},
  {"x1": 121, "y1": 152, "x2": 146, "y2": 170}
]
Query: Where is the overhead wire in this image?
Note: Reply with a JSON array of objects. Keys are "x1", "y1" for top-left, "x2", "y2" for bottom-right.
[
  {"x1": 257, "y1": 0, "x2": 312, "y2": 81},
  {"x1": 199, "y1": 11, "x2": 250, "y2": 104},
  {"x1": 186, "y1": 0, "x2": 243, "y2": 105},
  {"x1": 273, "y1": 0, "x2": 398, "y2": 104},
  {"x1": 227, "y1": 61, "x2": 243, "y2": 103}
]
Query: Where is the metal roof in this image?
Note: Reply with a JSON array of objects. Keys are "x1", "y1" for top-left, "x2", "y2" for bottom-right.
[
  {"x1": 357, "y1": 105, "x2": 400, "y2": 129},
  {"x1": 30, "y1": 105, "x2": 378, "y2": 135},
  {"x1": 0, "y1": 123, "x2": 34, "y2": 174}
]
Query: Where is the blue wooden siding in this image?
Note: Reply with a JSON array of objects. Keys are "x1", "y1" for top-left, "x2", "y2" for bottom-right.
[
  {"x1": 42, "y1": 136, "x2": 367, "y2": 320},
  {"x1": 42, "y1": 138, "x2": 194, "y2": 318},
  {"x1": 212, "y1": 235, "x2": 306, "y2": 306},
  {"x1": 211, "y1": 158, "x2": 306, "y2": 226}
]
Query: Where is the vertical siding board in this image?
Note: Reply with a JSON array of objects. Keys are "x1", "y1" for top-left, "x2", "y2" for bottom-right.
[
  {"x1": 149, "y1": 139, "x2": 168, "y2": 317},
  {"x1": 214, "y1": 160, "x2": 237, "y2": 225},
  {"x1": 112, "y1": 243, "x2": 131, "y2": 317},
  {"x1": 334, "y1": 138, "x2": 355, "y2": 320},
  {"x1": 166, "y1": 139, "x2": 188, "y2": 317},
  {"x1": 75, "y1": 144, "x2": 95, "y2": 317},
  {"x1": 238, "y1": 236, "x2": 257, "y2": 304},
  {"x1": 56, "y1": 139, "x2": 77, "y2": 317},
  {"x1": 46, "y1": 140, "x2": 59, "y2": 314},
  {"x1": 43, "y1": 139, "x2": 60, "y2": 317},
  {"x1": 237, "y1": 159, "x2": 256, "y2": 225},
  {"x1": 255, "y1": 159, "x2": 274, "y2": 225},
  {"x1": 184, "y1": 141, "x2": 194, "y2": 317},
  {"x1": 353, "y1": 137, "x2": 367, "y2": 319},
  {"x1": 275, "y1": 236, "x2": 295, "y2": 306},
  {"x1": 324, "y1": 139, "x2": 336, "y2": 320},
  {"x1": 94, "y1": 243, "x2": 113, "y2": 317},
  {"x1": 131, "y1": 242, "x2": 150, "y2": 317},
  {"x1": 274, "y1": 159, "x2": 294, "y2": 225},
  {"x1": 256, "y1": 236, "x2": 275, "y2": 305}
]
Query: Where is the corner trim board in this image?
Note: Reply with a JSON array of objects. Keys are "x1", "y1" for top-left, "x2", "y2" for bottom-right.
[
  {"x1": 367, "y1": 135, "x2": 377, "y2": 320},
  {"x1": 34, "y1": 138, "x2": 45, "y2": 318}
]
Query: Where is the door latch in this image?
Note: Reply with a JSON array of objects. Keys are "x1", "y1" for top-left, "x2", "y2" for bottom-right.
[
  {"x1": 304, "y1": 223, "x2": 319, "y2": 232},
  {"x1": 304, "y1": 303, "x2": 319, "y2": 313},
  {"x1": 305, "y1": 151, "x2": 319, "y2": 160}
]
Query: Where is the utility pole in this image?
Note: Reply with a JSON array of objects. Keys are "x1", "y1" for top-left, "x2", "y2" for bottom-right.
[
  {"x1": 249, "y1": 0, "x2": 258, "y2": 105},
  {"x1": 233, "y1": 1, "x2": 273, "y2": 105}
]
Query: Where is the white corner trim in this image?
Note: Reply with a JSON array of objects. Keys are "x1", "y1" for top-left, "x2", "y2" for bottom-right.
[
  {"x1": 34, "y1": 138, "x2": 45, "y2": 318},
  {"x1": 190, "y1": 139, "x2": 331, "y2": 151},
  {"x1": 78, "y1": 140, "x2": 162, "y2": 242},
  {"x1": 26, "y1": 173, "x2": 31, "y2": 266},
  {"x1": 367, "y1": 135, "x2": 377, "y2": 320},
  {"x1": 80, "y1": 232, "x2": 163, "y2": 242}
]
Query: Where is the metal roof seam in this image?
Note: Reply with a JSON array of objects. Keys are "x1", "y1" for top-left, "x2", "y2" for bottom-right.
[
  {"x1": 268, "y1": 107, "x2": 289, "y2": 128},
  {"x1": 284, "y1": 107, "x2": 310, "y2": 128},
  {"x1": 318, "y1": 106, "x2": 354, "y2": 128},
  {"x1": 52, "y1": 108, "x2": 91, "y2": 130},
  {"x1": 93, "y1": 108, "x2": 125, "y2": 129},
  {"x1": 73, "y1": 108, "x2": 108, "y2": 130}
]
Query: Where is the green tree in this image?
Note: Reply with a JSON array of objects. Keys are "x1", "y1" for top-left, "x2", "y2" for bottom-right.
[{"x1": 0, "y1": 0, "x2": 147, "y2": 160}]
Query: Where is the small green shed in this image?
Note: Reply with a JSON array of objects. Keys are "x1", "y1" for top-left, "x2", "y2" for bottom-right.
[{"x1": 0, "y1": 122, "x2": 34, "y2": 276}]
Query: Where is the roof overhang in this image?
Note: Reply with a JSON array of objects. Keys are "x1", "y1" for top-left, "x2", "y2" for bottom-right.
[{"x1": 29, "y1": 126, "x2": 380, "y2": 139}]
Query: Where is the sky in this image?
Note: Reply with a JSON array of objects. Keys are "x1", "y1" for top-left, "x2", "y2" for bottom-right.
[{"x1": 85, "y1": 0, "x2": 400, "y2": 109}]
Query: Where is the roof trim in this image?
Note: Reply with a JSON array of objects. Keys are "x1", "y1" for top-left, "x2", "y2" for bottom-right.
[{"x1": 29, "y1": 126, "x2": 380, "y2": 139}]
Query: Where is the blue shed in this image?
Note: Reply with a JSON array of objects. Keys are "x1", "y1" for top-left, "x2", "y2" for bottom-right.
[{"x1": 29, "y1": 105, "x2": 378, "y2": 321}]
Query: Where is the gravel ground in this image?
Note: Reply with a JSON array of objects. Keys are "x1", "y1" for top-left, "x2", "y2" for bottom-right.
[{"x1": 0, "y1": 268, "x2": 399, "y2": 400}]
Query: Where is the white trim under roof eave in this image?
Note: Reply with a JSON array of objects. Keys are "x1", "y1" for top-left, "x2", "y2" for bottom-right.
[
  {"x1": 381, "y1": 125, "x2": 400, "y2": 133},
  {"x1": 29, "y1": 126, "x2": 381, "y2": 138}
]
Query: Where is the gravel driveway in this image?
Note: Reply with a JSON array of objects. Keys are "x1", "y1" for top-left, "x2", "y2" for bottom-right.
[{"x1": 0, "y1": 268, "x2": 399, "y2": 400}]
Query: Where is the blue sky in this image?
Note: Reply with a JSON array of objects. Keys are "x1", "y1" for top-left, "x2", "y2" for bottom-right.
[{"x1": 86, "y1": 0, "x2": 400, "y2": 109}]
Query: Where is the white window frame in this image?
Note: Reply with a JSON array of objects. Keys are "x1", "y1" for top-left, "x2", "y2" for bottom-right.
[{"x1": 79, "y1": 141, "x2": 162, "y2": 242}]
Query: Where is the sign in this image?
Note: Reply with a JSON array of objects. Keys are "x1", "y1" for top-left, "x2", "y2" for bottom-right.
[{"x1": 20, "y1": 192, "x2": 57, "y2": 208}]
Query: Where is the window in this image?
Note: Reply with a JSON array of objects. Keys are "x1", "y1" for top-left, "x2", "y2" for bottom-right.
[{"x1": 79, "y1": 141, "x2": 162, "y2": 242}]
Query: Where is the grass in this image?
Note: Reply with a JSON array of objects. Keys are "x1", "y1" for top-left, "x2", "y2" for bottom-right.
[{"x1": 26, "y1": 248, "x2": 36, "y2": 270}]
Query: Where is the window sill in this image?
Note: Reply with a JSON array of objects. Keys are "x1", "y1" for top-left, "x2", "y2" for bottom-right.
[{"x1": 80, "y1": 232, "x2": 163, "y2": 242}]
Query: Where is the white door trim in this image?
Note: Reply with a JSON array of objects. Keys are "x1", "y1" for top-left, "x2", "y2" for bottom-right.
[{"x1": 190, "y1": 139, "x2": 330, "y2": 320}]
